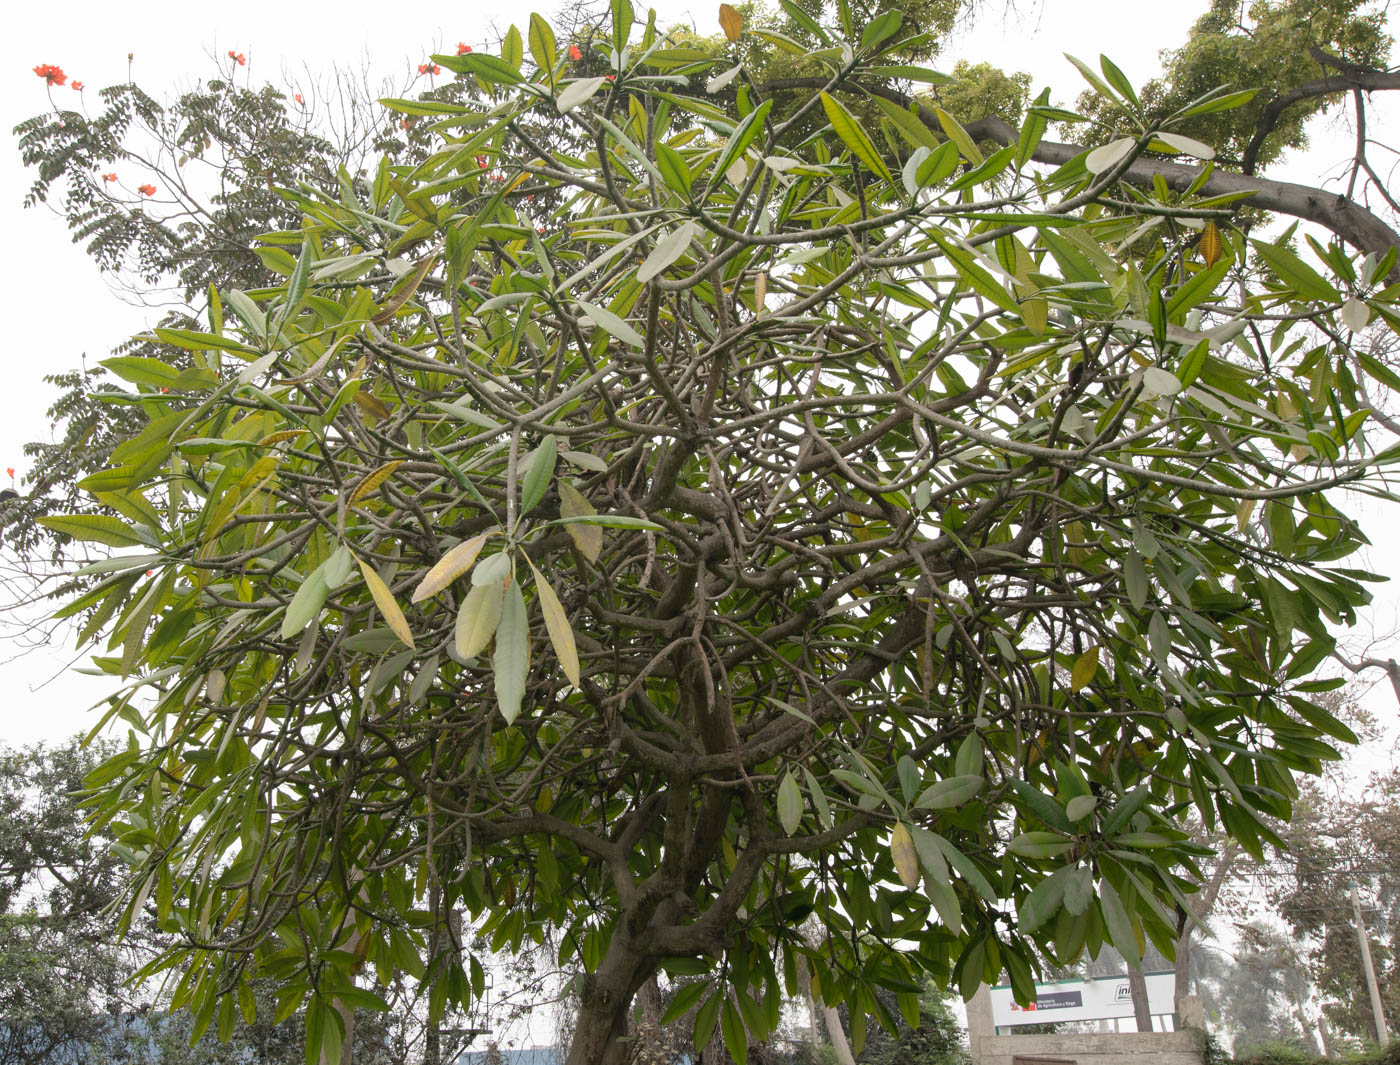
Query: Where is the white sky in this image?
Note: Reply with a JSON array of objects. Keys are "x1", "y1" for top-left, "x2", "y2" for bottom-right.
[{"x1": 3, "y1": 2, "x2": 1397, "y2": 755}]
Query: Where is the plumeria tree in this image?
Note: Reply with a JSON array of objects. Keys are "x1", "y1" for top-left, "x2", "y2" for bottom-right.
[{"x1": 21, "y1": 1, "x2": 1400, "y2": 1064}]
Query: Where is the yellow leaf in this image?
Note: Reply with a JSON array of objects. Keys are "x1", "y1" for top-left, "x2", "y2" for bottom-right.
[
  {"x1": 1071, "y1": 646, "x2": 1100, "y2": 691},
  {"x1": 558, "y1": 481, "x2": 601, "y2": 562},
  {"x1": 527, "y1": 557, "x2": 580, "y2": 688},
  {"x1": 256, "y1": 429, "x2": 310, "y2": 447},
  {"x1": 412, "y1": 530, "x2": 495, "y2": 603},
  {"x1": 348, "y1": 460, "x2": 403, "y2": 507},
  {"x1": 1022, "y1": 296, "x2": 1048, "y2": 336},
  {"x1": 718, "y1": 3, "x2": 743, "y2": 42},
  {"x1": 891, "y1": 822, "x2": 920, "y2": 890},
  {"x1": 358, "y1": 556, "x2": 416, "y2": 650},
  {"x1": 353, "y1": 392, "x2": 392, "y2": 422},
  {"x1": 1200, "y1": 220, "x2": 1222, "y2": 269}
]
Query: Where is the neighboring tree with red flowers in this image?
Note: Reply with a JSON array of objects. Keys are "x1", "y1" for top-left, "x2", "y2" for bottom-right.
[{"x1": 32, "y1": 64, "x2": 67, "y2": 86}]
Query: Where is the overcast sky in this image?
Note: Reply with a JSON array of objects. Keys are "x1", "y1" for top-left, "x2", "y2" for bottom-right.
[{"x1": 5, "y1": 0, "x2": 1399, "y2": 752}]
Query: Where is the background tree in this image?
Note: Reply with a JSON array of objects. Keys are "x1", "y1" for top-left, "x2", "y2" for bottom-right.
[
  {"x1": 16, "y1": 2, "x2": 1400, "y2": 1065},
  {"x1": 1270, "y1": 767, "x2": 1400, "y2": 1045},
  {"x1": 0, "y1": 740, "x2": 134, "y2": 1065}
]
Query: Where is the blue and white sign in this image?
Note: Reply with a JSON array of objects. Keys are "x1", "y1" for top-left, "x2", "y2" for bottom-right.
[{"x1": 989, "y1": 971, "x2": 1176, "y2": 1028}]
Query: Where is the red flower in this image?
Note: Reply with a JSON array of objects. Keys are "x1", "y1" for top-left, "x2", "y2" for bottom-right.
[
  {"x1": 476, "y1": 155, "x2": 487, "y2": 168},
  {"x1": 33, "y1": 64, "x2": 67, "y2": 86},
  {"x1": 227, "y1": 50, "x2": 246, "y2": 66},
  {"x1": 401, "y1": 118, "x2": 412, "y2": 130},
  {"x1": 6, "y1": 468, "x2": 14, "y2": 479},
  {"x1": 569, "y1": 45, "x2": 582, "y2": 60},
  {"x1": 294, "y1": 93, "x2": 303, "y2": 105},
  {"x1": 418, "y1": 62, "x2": 440, "y2": 75},
  {"x1": 605, "y1": 74, "x2": 615, "y2": 81},
  {"x1": 138, "y1": 184, "x2": 155, "y2": 196},
  {"x1": 102, "y1": 173, "x2": 117, "y2": 182},
  {"x1": 432, "y1": 64, "x2": 441, "y2": 75},
  {"x1": 457, "y1": 42, "x2": 472, "y2": 54},
  {"x1": 72, "y1": 81, "x2": 84, "y2": 91}
]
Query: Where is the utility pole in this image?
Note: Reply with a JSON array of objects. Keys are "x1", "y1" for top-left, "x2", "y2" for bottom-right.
[{"x1": 1350, "y1": 881, "x2": 1390, "y2": 1047}]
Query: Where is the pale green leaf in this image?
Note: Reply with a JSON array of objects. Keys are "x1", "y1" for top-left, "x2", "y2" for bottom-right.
[{"x1": 494, "y1": 579, "x2": 530, "y2": 723}]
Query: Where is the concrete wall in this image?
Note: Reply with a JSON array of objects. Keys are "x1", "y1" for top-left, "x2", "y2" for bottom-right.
[{"x1": 974, "y1": 1030, "x2": 1207, "y2": 1065}]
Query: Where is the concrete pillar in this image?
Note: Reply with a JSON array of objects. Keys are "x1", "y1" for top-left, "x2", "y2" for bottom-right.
[{"x1": 967, "y1": 984, "x2": 995, "y2": 1064}]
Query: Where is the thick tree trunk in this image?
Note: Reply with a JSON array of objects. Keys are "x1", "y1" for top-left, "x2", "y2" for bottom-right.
[
  {"x1": 1173, "y1": 932, "x2": 1192, "y2": 1011},
  {"x1": 1127, "y1": 964, "x2": 1153, "y2": 1033},
  {"x1": 563, "y1": 938, "x2": 655, "y2": 1065},
  {"x1": 821, "y1": 1004, "x2": 857, "y2": 1065}
]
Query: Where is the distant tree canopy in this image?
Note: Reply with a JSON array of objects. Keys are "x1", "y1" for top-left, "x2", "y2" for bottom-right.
[{"x1": 13, "y1": 2, "x2": 1400, "y2": 1065}]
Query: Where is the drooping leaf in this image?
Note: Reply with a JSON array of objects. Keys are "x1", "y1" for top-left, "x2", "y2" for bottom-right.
[
  {"x1": 493, "y1": 578, "x2": 530, "y2": 723},
  {"x1": 358, "y1": 557, "x2": 416, "y2": 650},
  {"x1": 455, "y1": 580, "x2": 506, "y2": 659},
  {"x1": 281, "y1": 565, "x2": 331, "y2": 639},
  {"x1": 527, "y1": 556, "x2": 580, "y2": 688},
  {"x1": 520, "y1": 435, "x2": 557, "y2": 518},
  {"x1": 557, "y1": 482, "x2": 602, "y2": 561},
  {"x1": 891, "y1": 822, "x2": 920, "y2": 890},
  {"x1": 777, "y1": 771, "x2": 803, "y2": 835}
]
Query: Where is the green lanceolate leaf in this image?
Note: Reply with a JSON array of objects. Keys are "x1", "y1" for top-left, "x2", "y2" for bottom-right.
[
  {"x1": 529, "y1": 13, "x2": 558, "y2": 79},
  {"x1": 39, "y1": 514, "x2": 151, "y2": 548},
  {"x1": 777, "y1": 771, "x2": 803, "y2": 835},
  {"x1": 520, "y1": 435, "x2": 558, "y2": 518},
  {"x1": 1252, "y1": 239, "x2": 1342, "y2": 303},
  {"x1": 577, "y1": 300, "x2": 644, "y2": 348},
  {"x1": 638, "y1": 221, "x2": 699, "y2": 284},
  {"x1": 711, "y1": 99, "x2": 774, "y2": 193},
  {"x1": 281, "y1": 564, "x2": 331, "y2": 639},
  {"x1": 820, "y1": 92, "x2": 893, "y2": 183}
]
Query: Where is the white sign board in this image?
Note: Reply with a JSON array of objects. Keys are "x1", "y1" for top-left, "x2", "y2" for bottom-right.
[{"x1": 990, "y1": 972, "x2": 1176, "y2": 1028}]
